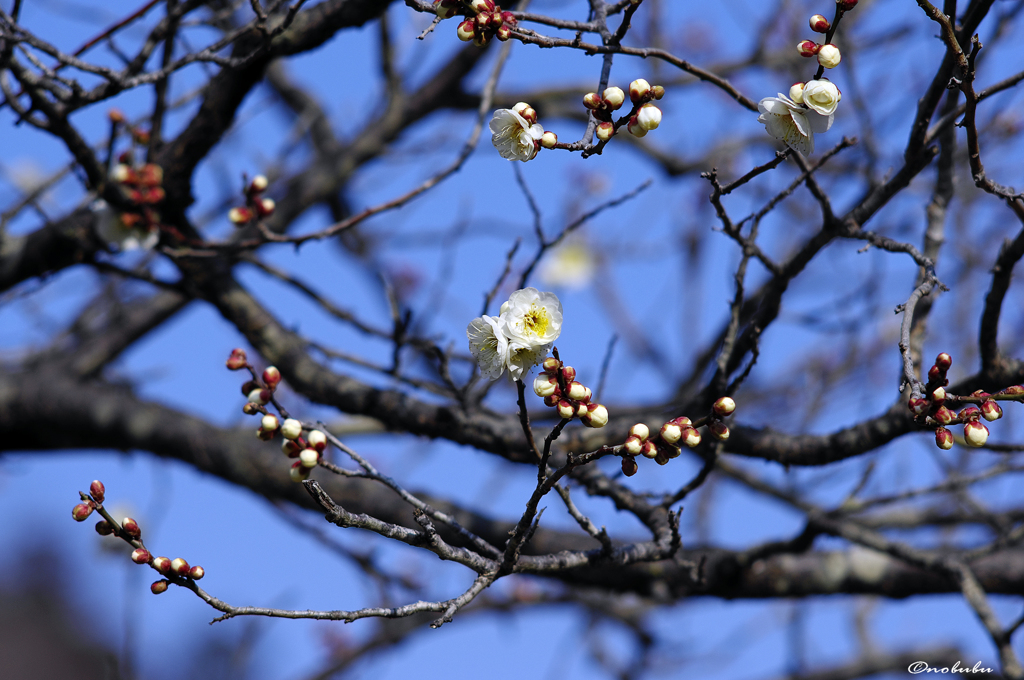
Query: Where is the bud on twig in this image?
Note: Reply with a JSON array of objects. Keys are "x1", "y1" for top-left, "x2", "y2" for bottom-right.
[
  {"x1": 964, "y1": 421, "x2": 989, "y2": 447},
  {"x1": 809, "y1": 14, "x2": 830, "y2": 32},
  {"x1": 798, "y1": 40, "x2": 821, "y2": 57},
  {"x1": 629, "y1": 79, "x2": 651, "y2": 103},
  {"x1": 629, "y1": 423, "x2": 650, "y2": 441},
  {"x1": 981, "y1": 400, "x2": 1003, "y2": 422},
  {"x1": 713, "y1": 396, "x2": 736, "y2": 417},
  {"x1": 170, "y1": 558, "x2": 190, "y2": 576},
  {"x1": 189, "y1": 565, "x2": 205, "y2": 580},
  {"x1": 151, "y1": 580, "x2": 169, "y2": 594},
  {"x1": 817, "y1": 44, "x2": 841, "y2": 69},
  {"x1": 262, "y1": 366, "x2": 282, "y2": 387},
  {"x1": 95, "y1": 520, "x2": 114, "y2": 536},
  {"x1": 709, "y1": 422, "x2": 730, "y2": 441},
  {"x1": 624, "y1": 435, "x2": 644, "y2": 456},
  {"x1": 299, "y1": 448, "x2": 319, "y2": 468},
  {"x1": 131, "y1": 548, "x2": 151, "y2": 564},
  {"x1": 226, "y1": 348, "x2": 248, "y2": 370},
  {"x1": 153, "y1": 556, "x2": 172, "y2": 574},
  {"x1": 307, "y1": 429, "x2": 328, "y2": 452},
  {"x1": 89, "y1": 480, "x2": 105, "y2": 503},
  {"x1": 122, "y1": 517, "x2": 141, "y2": 539},
  {"x1": 621, "y1": 456, "x2": 638, "y2": 477},
  {"x1": 935, "y1": 427, "x2": 954, "y2": 450}
]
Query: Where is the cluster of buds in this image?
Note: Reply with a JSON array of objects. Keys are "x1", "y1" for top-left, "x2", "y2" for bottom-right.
[
  {"x1": 72, "y1": 480, "x2": 205, "y2": 595},
  {"x1": 104, "y1": 111, "x2": 166, "y2": 245},
  {"x1": 619, "y1": 396, "x2": 735, "y2": 477},
  {"x1": 795, "y1": 2, "x2": 857, "y2": 70},
  {"x1": 444, "y1": 0, "x2": 517, "y2": 46},
  {"x1": 910, "y1": 353, "x2": 1021, "y2": 449},
  {"x1": 584, "y1": 79, "x2": 665, "y2": 143},
  {"x1": 228, "y1": 175, "x2": 275, "y2": 227},
  {"x1": 533, "y1": 356, "x2": 609, "y2": 429},
  {"x1": 226, "y1": 348, "x2": 329, "y2": 481}
]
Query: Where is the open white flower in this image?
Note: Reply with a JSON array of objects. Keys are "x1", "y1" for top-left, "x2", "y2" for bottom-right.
[
  {"x1": 757, "y1": 93, "x2": 833, "y2": 156},
  {"x1": 801, "y1": 79, "x2": 841, "y2": 116},
  {"x1": 489, "y1": 109, "x2": 544, "y2": 162},
  {"x1": 500, "y1": 287, "x2": 562, "y2": 349},
  {"x1": 467, "y1": 315, "x2": 509, "y2": 380}
]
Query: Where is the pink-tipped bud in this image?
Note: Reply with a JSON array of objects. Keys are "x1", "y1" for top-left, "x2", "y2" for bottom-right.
[
  {"x1": 640, "y1": 440, "x2": 658, "y2": 459},
  {"x1": 247, "y1": 388, "x2": 271, "y2": 405},
  {"x1": 603, "y1": 86, "x2": 625, "y2": 110},
  {"x1": 629, "y1": 78, "x2": 651, "y2": 103},
  {"x1": 250, "y1": 175, "x2": 268, "y2": 193},
  {"x1": 930, "y1": 386, "x2": 946, "y2": 404},
  {"x1": 627, "y1": 116, "x2": 647, "y2": 138},
  {"x1": 282, "y1": 439, "x2": 302, "y2": 458},
  {"x1": 189, "y1": 565, "x2": 205, "y2": 580},
  {"x1": 908, "y1": 397, "x2": 929, "y2": 416},
  {"x1": 809, "y1": 14, "x2": 830, "y2": 32},
  {"x1": 151, "y1": 580, "x2": 169, "y2": 595},
  {"x1": 964, "y1": 421, "x2": 989, "y2": 447},
  {"x1": 959, "y1": 406, "x2": 981, "y2": 421},
  {"x1": 933, "y1": 406, "x2": 955, "y2": 425},
  {"x1": 629, "y1": 423, "x2": 650, "y2": 441},
  {"x1": 289, "y1": 461, "x2": 310, "y2": 483},
  {"x1": 935, "y1": 353, "x2": 952, "y2": 370},
  {"x1": 228, "y1": 207, "x2": 252, "y2": 225},
  {"x1": 935, "y1": 427, "x2": 954, "y2": 450},
  {"x1": 131, "y1": 548, "x2": 151, "y2": 564},
  {"x1": 280, "y1": 418, "x2": 303, "y2": 440},
  {"x1": 817, "y1": 44, "x2": 841, "y2": 68},
  {"x1": 495, "y1": 23, "x2": 512, "y2": 40},
  {"x1": 583, "y1": 92, "x2": 603, "y2": 110},
  {"x1": 582, "y1": 403, "x2": 609, "y2": 428},
  {"x1": 543, "y1": 392, "x2": 561, "y2": 407},
  {"x1": 928, "y1": 365, "x2": 943, "y2": 382},
  {"x1": 226, "y1": 348, "x2": 248, "y2": 370},
  {"x1": 1000, "y1": 385, "x2": 1024, "y2": 396},
  {"x1": 261, "y1": 414, "x2": 279, "y2": 432},
  {"x1": 567, "y1": 381, "x2": 588, "y2": 400},
  {"x1": 797, "y1": 40, "x2": 821, "y2": 57},
  {"x1": 556, "y1": 400, "x2": 575, "y2": 419},
  {"x1": 540, "y1": 131, "x2": 558, "y2": 149},
  {"x1": 262, "y1": 366, "x2": 282, "y2": 387},
  {"x1": 469, "y1": 0, "x2": 494, "y2": 12},
  {"x1": 595, "y1": 121, "x2": 615, "y2": 142},
  {"x1": 681, "y1": 426, "x2": 701, "y2": 448},
  {"x1": 153, "y1": 556, "x2": 172, "y2": 574},
  {"x1": 89, "y1": 480, "x2": 105, "y2": 503},
  {"x1": 307, "y1": 429, "x2": 327, "y2": 452},
  {"x1": 512, "y1": 102, "x2": 538, "y2": 126},
  {"x1": 669, "y1": 416, "x2": 692, "y2": 427},
  {"x1": 981, "y1": 400, "x2": 1003, "y2": 422},
  {"x1": 660, "y1": 421, "x2": 683, "y2": 445},
  {"x1": 122, "y1": 517, "x2": 141, "y2": 539},
  {"x1": 501, "y1": 10, "x2": 516, "y2": 26},
  {"x1": 433, "y1": 0, "x2": 457, "y2": 18},
  {"x1": 299, "y1": 448, "x2": 319, "y2": 468},
  {"x1": 457, "y1": 19, "x2": 476, "y2": 41},
  {"x1": 542, "y1": 357, "x2": 561, "y2": 374},
  {"x1": 709, "y1": 422, "x2": 730, "y2": 441},
  {"x1": 838, "y1": 0, "x2": 858, "y2": 9},
  {"x1": 170, "y1": 558, "x2": 190, "y2": 576},
  {"x1": 621, "y1": 456, "x2": 638, "y2": 477},
  {"x1": 713, "y1": 396, "x2": 736, "y2": 417},
  {"x1": 624, "y1": 435, "x2": 644, "y2": 456},
  {"x1": 95, "y1": 520, "x2": 113, "y2": 536},
  {"x1": 560, "y1": 366, "x2": 576, "y2": 383},
  {"x1": 534, "y1": 375, "x2": 558, "y2": 397}
]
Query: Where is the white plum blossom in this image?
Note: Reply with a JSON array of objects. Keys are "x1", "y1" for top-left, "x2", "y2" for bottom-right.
[
  {"x1": 489, "y1": 108, "x2": 544, "y2": 162},
  {"x1": 757, "y1": 93, "x2": 833, "y2": 156},
  {"x1": 801, "y1": 79, "x2": 841, "y2": 116},
  {"x1": 467, "y1": 288, "x2": 562, "y2": 381},
  {"x1": 91, "y1": 199, "x2": 159, "y2": 251}
]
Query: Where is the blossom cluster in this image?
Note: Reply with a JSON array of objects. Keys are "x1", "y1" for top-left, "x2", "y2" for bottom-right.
[
  {"x1": 228, "y1": 175, "x2": 276, "y2": 227},
  {"x1": 757, "y1": 4, "x2": 855, "y2": 155},
  {"x1": 908, "y1": 353, "x2": 1022, "y2": 450},
  {"x1": 72, "y1": 480, "x2": 206, "y2": 595},
  {"x1": 227, "y1": 348, "x2": 329, "y2": 482},
  {"x1": 467, "y1": 288, "x2": 562, "y2": 380},
  {"x1": 434, "y1": 0, "x2": 517, "y2": 47},
  {"x1": 532, "y1": 357, "x2": 609, "y2": 429},
  {"x1": 618, "y1": 396, "x2": 735, "y2": 477}
]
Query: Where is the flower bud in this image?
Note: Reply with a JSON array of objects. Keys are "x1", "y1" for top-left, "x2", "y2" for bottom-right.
[
  {"x1": 583, "y1": 92, "x2": 603, "y2": 110},
  {"x1": 241, "y1": 379, "x2": 260, "y2": 396},
  {"x1": 108, "y1": 109, "x2": 126, "y2": 124},
  {"x1": 282, "y1": 439, "x2": 301, "y2": 458},
  {"x1": 665, "y1": 443, "x2": 681, "y2": 459},
  {"x1": 626, "y1": 116, "x2": 647, "y2": 138},
  {"x1": 496, "y1": 24, "x2": 512, "y2": 41},
  {"x1": 242, "y1": 403, "x2": 260, "y2": 415},
  {"x1": 561, "y1": 366, "x2": 576, "y2": 383},
  {"x1": 567, "y1": 381, "x2": 588, "y2": 400},
  {"x1": 624, "y1": 435, "x2": 644, "y2": 456},
  {"x1": 457, "y1": 19, "x2": 476, "y2": 41},
  {"x1": 469, "y1": 0, "x2": 494, "y2": 12},
  {"x1": 981, "y1": 400, "x2": 1003, "y2": 422},
  {"x1": 640, "y1": 440, "x2": 658, "y2": 459},
  {"x1": 170, "y1": 558, "x2": 190, "y2": 576},
  {"x1": 636, "y1": 104, "x2": 661, "y2": 131},
  {"x1": 681, "y1": 426, "x2": 701, "y2": 448},
  {"x1": 817, "y1": 44, "x2": 841, "y2": 69},
  {"x1": 153, "y1": 556, "x2": 172, "y2": 574},
  {"x1": 660, "y1": 421, "x2": 682, "y2": 445},
  {"x1": 473, "y1": 32, "x2": 491, "y2": 47},
  {"x1": 540, "y1": 131, "x2": 558, "y2": 149},
  {"x1": 289, "y1": 461, "x2": 310, "y2": 482},
  {"x1": 95, "y1": 520, "x2": 113, "y2": 535},
  {"x1": 228, "y1": 207, "x2": 253, "y2": 225},
  {"x1": 122, "y1": 517, "x2": 141, "y2": 539},
  {"x1": 512, "y1": 102, "x2": 538, "y2": 126},
  {"x1": 151, "y1": 580, "x2": 169, "y2": 595},
  {"x1": 935, "y1": 427, "x2": 954, "y2": 450},
  {"x1": 809, "y1": 14, "x2": 830, "y2": 32},
  {"x1": 189, "y1": 565, "x2": 205, "y2": 580},
  {"x1": 138, "y1": 164, "x2": 163, "y2": 187},
  {"x1": 838, "y1": 0, "x2": 858, "y2": 9},
  {"x1": 654, "y1": 449, "x2": 670, "y2": 466},
  {"x1": 226, "y1": 348, "x2": 248, "y2": 370},
  {"x1": 575, "y1": 402, "x2": 588, "y2": 418},
  {"x1": 111, "y1": 164, "x2": 133, "y2": 184},
  {"x1": 908, "y1": 397, "x2": 929, "y2": 416},
  {"x1": 262, "y1": 366, "x2": 282, "y2": 387},
  {"x1": 928, "y1": 365, "x2": 943, "y2": 382},
  {"x1": 789, "y1": 82, "x2": 805, "y2": 105},
  {"x1": 629, "y1": 423, "x2": 650, "y2": 441},
  {"x1": 629, "y1": 78, "x2": 651, "y2": 103},
  {"x1": 131, "y1": 548, "x2": 151, "y2": 564},
  {"x1": 621, "y1": 456, "x2": 638, "y2": 477},
  {"x1": 959, "y1": 406, "x2": 981, "y2": 421},
  {"x1": 930, "y1": 386, "x2": 945, "y2": 404},
  {"x1": 543, "y1": 392, "x2": 561, "y2": 407},
  {"x1": 247, "y1": 388, "x2": 270, "y2": 405},
  {"x1": 501, "y1": 11, "x2": 516, "y2": 26},
  {"x1": 670, "y1": 416, "x2": 692, "y2": 427},
  {"x1": 603, "y1": 86, "x2": 625, "y2": 110},
  {"x1": 1001, "y1": 385, "x2": 1024, "y2": 396},
  {"x1": 307, "y1": 429, "x2": 328, "y2": 452},
  {"x1": 964, "y1": 421, "x2": 989, "y2": 447},
  {"x1": 280, "y1": 418, "x2": 303, "y2": 440},
  {"x1": 713, "y1": 396, "x2": 736, "y2": 417},
  {"x1": 709, "y1": 422, "x2": 730, "y2": 441},
  {"x1": 582, "y1": 403, "x2": 609, "y2": 428},
  {"x1": 651, "y1": 85, "x2": 665, "y2": 99},
  {"x1": 542, "y1": 357, "x2": 561, "y2": 373},
  {"x1": 935, "y1": 353, "x2": 952, "y2": 370},
  {"x1": 299, "y1": 448, "x2": 319, "y2": 468},
  {"x1": 433, "y1": 0, "x2": 456, "y2": 18},
  {"x1": 90, "y1": 480, "x2": 106, "y2": 503},
  {"x1": 797, "y1": 40, "x2": 821, "y2": 57},
  {"x1": 250, "y1": 175, "x2": 268, "y2": 193},
  {"x1": 595, "y1": 121, "x2": 615, "y2": 142},
  {"x1": 256, "y1": 427, "x2": 274, "y2": 441},
  {"x1": 261, "y1": 414, "x2": 280, "y2": 432},
  {"x1": 554, "y1": 400, "x2": 574, "y2": 419},
  {"x1": 933, "y1": 406, "x2": 954, "y2": 425}
]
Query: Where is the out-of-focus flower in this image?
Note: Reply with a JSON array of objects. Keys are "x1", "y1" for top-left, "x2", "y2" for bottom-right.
[
  {"x1": 757, "y1": 93, "x2": 832, "y2": 156},
  {"x1": 92, "y1": 199, "x2": 159, "y2": 251},
  {"x1": 489, "y1": 108, "x2": 544, "y2": 162},
  {"x1": 538, "y1": 239, "x2": 596, "y2": 289},
  {"x1": 802, "y1": 79, "x2": 841, "y2": 116}
]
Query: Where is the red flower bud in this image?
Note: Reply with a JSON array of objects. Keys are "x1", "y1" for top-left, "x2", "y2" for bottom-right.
[
  {"x1": 131, "y1": 548, "x2": 151, "y2": 564},
  {"x1": 170, "y1": 558, "x2": 190, "y2": 576},
  {"x1": 561, "y1": 366, "x2": 576, "y2": 383},
  {"x1": 933, "y1": 406, "x2": 954, "y2": 425},
  {"x1": 122, "y1": 517, "x2": 141, "y2": 539},
  {"x1": 95, "y1": 520, "x2": 113, "y2": 536},
  {"x1": 935, "y1": 427, "x2": 954, "y2": 450},
  {"x1": 226, "y1": 348, "x2": 248, "y2": 370},
  {"x1": 797, "y1": 40, "x2": 821, "y2": 57},
  {"x1": 90, "y1": 480, "x2": 106, "y2": 503},
  {"x1": 809, "y1": 14, "x2": 830, "y2": 32},
  {"x1": 709, "y1": 422, "x2": 730, "y2": 441},
  {"x1": 640, "y1": 440, "x2": 658, "y2": 459},
  {"x1": 189, "y1": 565, "x2": 205, "y2": 580},
  {"x1": 72, "y1": 503, "x2": 94, "y2": 522},
  {"x1": 151, "y1": 580, "x2": 169, "y2": 594},
  {"x1": 981, "y1": 400, "x2": 1002, "y2": 422},
  {"x1": 959, "y1": 406, "x2": 981, "y2": 421},
  {"x1": 908, "y1": 397, "x2": 929, "y2": 416},
  {"x1": 153, "y1": 556, "x2": 172, "y2": 574},
  {"x1": 621, "y1": 456, "x2": 638, "y2": 477},
  {"x1": 1001, "y1": 385, "x2": 1024, "y2": 396},
  {"x1": 262, "y1": 366, "x2": 282, "y2": 387},
  {"x1": 542, "y1": 357, "x2": 560, "y2": 374},
  {"x1": 935, "y1": 353, "x2": 952, "y2": 371}
]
